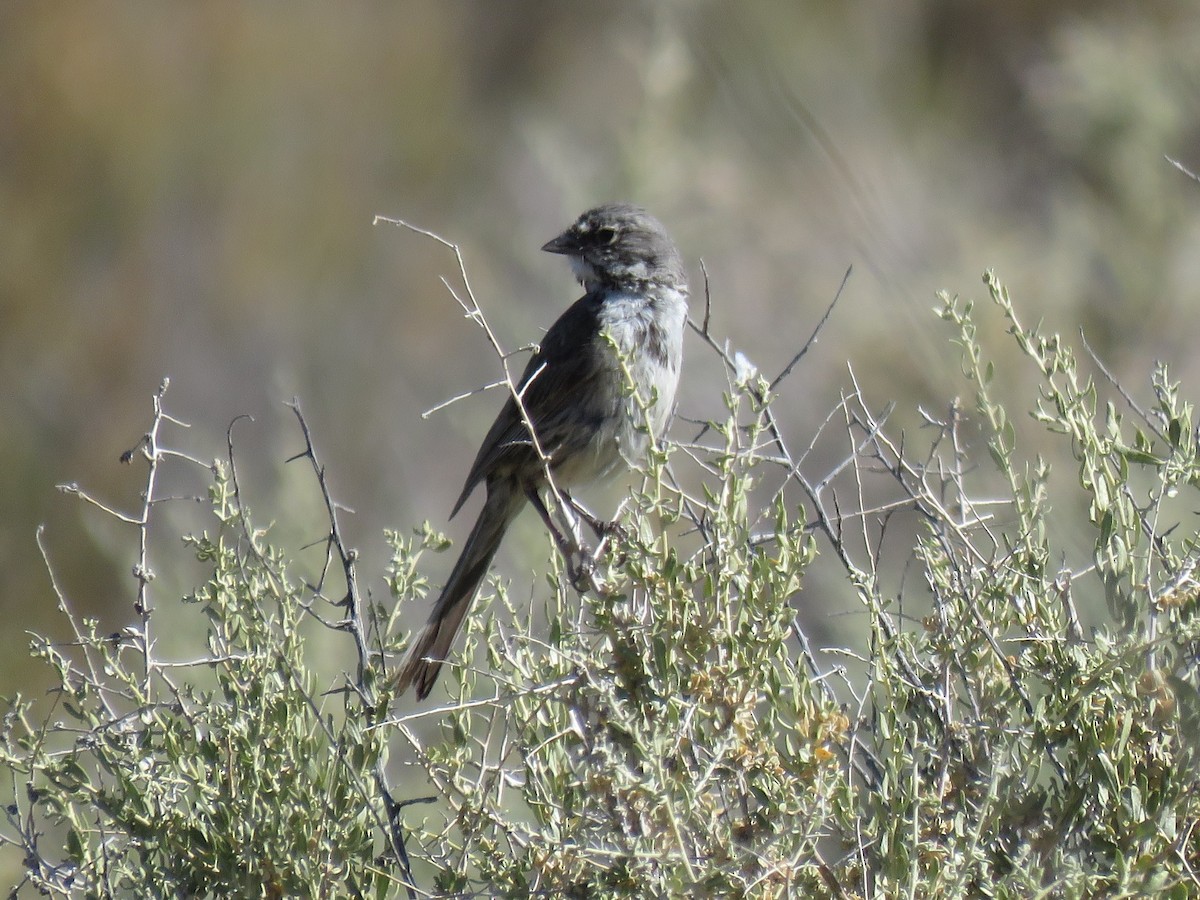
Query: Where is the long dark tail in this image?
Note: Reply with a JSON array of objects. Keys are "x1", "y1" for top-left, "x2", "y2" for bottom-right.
[{"x1": 396, "y1": 482, "x2": 525, "y2": 699}]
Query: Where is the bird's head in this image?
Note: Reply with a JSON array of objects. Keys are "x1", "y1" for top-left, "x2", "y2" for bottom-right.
[{"x1": 542, "y1": 202, "x2": 685, "y2": 292}]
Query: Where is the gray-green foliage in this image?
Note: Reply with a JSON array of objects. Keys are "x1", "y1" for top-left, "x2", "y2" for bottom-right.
[
  {"x1": 893, "y1": 272, "x2": 1200, "y2": 897},
  {"x1": 391, "y1": 376, "x2": 843, "y2": 898},
  {"x1": 3, "y1": 444, "x2": 407, "y2": 897},
  {"x1": 4, "y1": 275, "x2": 1200, "y2": 897}
]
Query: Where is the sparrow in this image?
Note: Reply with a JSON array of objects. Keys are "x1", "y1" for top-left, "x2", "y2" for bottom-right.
[{"x1": 396, "y1": 203, "x2": 689, "y2": 700}]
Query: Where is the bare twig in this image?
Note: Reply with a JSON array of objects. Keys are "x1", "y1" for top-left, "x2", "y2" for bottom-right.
[
  {"x1": 285, "y1": 399, "x2": 371, "y2": 688},
  {"x1": 282, "y1": 398, "x2": 420, "y2": 896},
  {"x1": 1166, "y1": 154, "x2": 1200, "y2": 185},
  {"x1": 770, "y1": 264, "x2": 851, "y2": 391},
  {"x1": 59, "y1": 378, "x2": 175, "y2": 692}
]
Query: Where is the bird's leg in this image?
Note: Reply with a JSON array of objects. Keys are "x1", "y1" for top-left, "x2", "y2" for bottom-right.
[
  {"x1": 563, "y1": 492, "x2": 628, "y2": 543},
  {"x1": 561, "y1": 492, "x2": 631, "y2": 574},
  {"x1": 527, "y1": 487, "x2": 603, "y2": 594},
  {"x1": 562, "y1": 492, "x2": 606, "y2": 538},
  {"x1": 526, "y1": 486, "x2": 574, "y2": 552}
]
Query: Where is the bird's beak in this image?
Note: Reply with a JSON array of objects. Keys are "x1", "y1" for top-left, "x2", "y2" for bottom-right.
[{"x1": 541, "y1": 232, "x2": 578, "y2": 255}]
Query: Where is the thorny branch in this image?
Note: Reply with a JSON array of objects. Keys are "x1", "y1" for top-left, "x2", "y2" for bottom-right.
[
  {"x1": 282, "y1": 398, "x2": 422, "y2": 897},
  {"x1": 57, "y1": 378, "x2": 184, "y2": 693},
  {"x1": 285, "y1": 399, "x2": 371, "y2": 687}
]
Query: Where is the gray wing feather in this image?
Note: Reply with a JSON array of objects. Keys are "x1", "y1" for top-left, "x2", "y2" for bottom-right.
[{"x1": 449, "y1": 292, "x2": 611, "y2": 517}]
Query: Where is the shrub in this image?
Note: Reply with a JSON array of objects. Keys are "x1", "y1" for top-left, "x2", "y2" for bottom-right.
[{"x1": 4, "y1": 271, "x2": 1199, "y2": 897}]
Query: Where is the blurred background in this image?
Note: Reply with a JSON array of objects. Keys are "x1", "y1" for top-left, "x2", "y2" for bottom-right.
[{"x1": 2, "y1": 0, "x2": 1200, "y2": 819}]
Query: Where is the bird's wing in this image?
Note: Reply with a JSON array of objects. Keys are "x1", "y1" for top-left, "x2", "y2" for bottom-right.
[{"x1": 449, "y1": 291, "x2": 610, "y2": 517}]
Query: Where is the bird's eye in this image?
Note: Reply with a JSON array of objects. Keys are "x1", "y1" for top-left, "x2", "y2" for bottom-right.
[{"x1": 594, "y1": 226, "x2": 619, "y2": 245}]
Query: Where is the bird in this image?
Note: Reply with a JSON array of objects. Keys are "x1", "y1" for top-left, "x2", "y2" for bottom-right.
[{"x1": 395, "y1": 203, "x2": 689, "y2": 700}]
